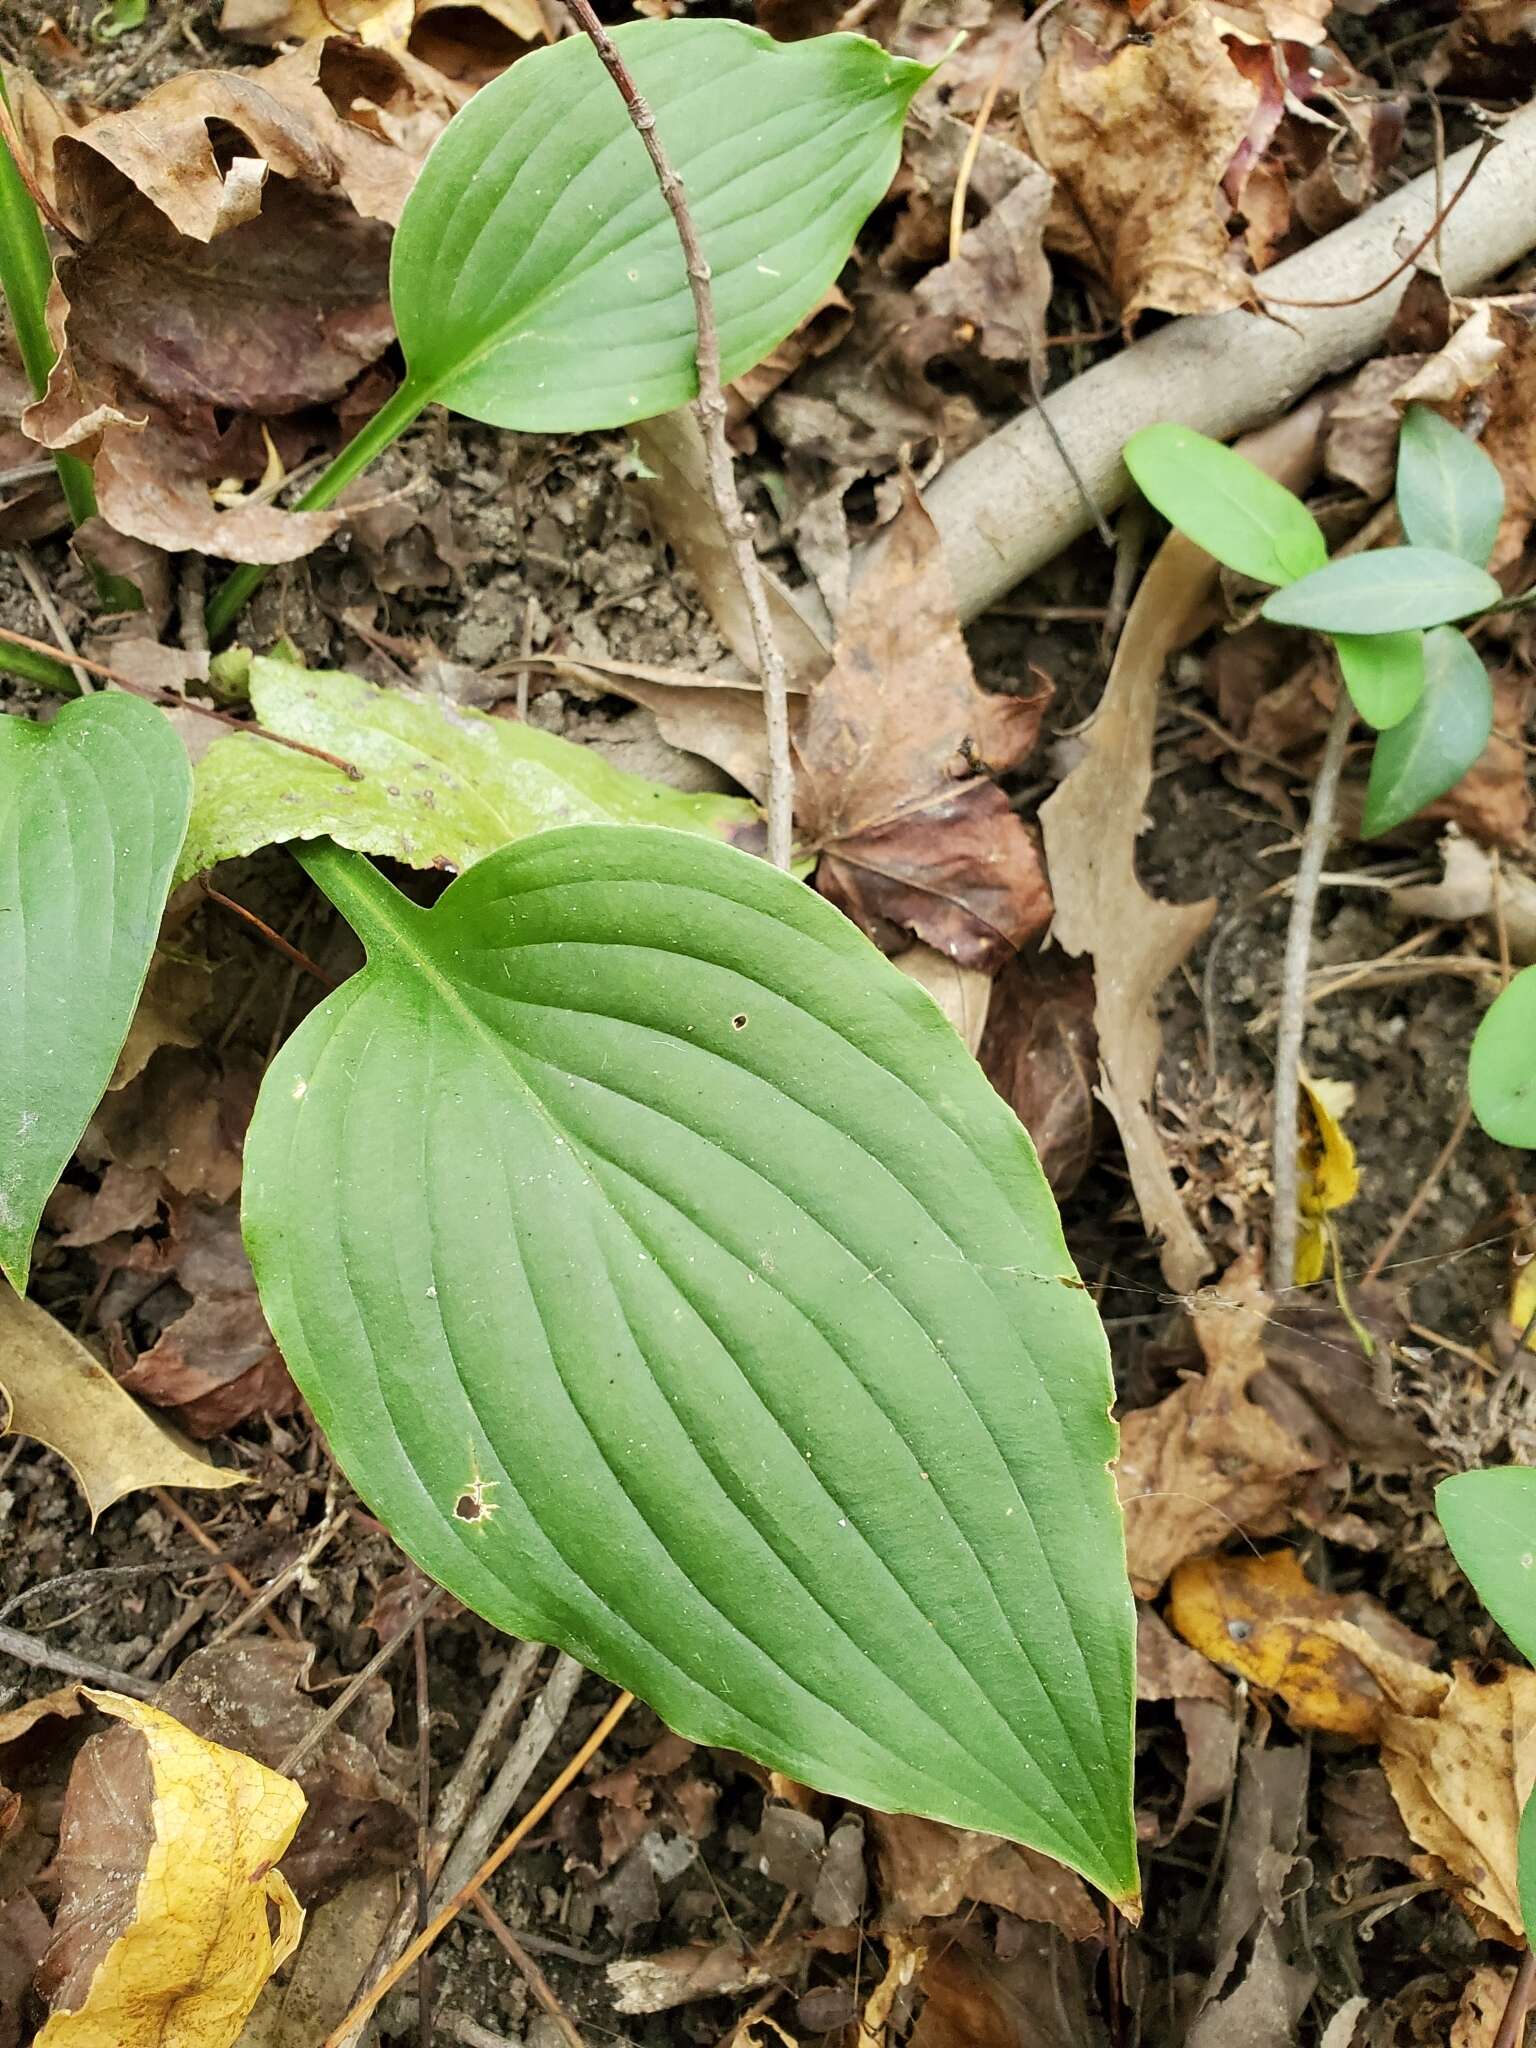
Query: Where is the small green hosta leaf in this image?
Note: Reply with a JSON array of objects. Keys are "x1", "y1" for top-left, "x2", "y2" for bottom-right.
[
  {"x1": 1362, "y1": 628, "x2": 1492, "y2": 839},
  {"x1": 179, "y1": 658, "x2": 758, "y2": 883},
  {"x1": 1333, "y1": 630, "x2": 1425, "y2": 730},
  {"x1": 0, "y1": 696, "x2": 189, "y2": 1289},
  {"x1": 1262, "y1": 548, "x2": 1500, "y2": 634},
  {"x1": 1438, "y1": 1467, "x2": 1536, "y2": 1664},
  {"x1": 1469, "y1": 965, "x2": 1536, "y2": 1148},
  {"x1": 1397, "y1": 405, "x2": 1505, "y2": 568},
  {"x1": 1122, "y1": 423, "x2": 1326, "y2": 585},
  {"x1": 390, "y1": 22, "x2": 928, "y2": 434},
  {"x1": 244, "y1": 828, "x2": 1139, "y2": 1898}
]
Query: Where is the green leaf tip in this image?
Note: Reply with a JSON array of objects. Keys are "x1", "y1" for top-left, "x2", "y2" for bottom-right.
[
  {"x1": 246, "y1": 827, "x2": 1139, "y2": 1899},
  {"x1": 391, "y1": 20, "x2": 930, "y2": 435},
  {"x1": 0, "y1": 694, "x2": 190, "y2": 1290}
]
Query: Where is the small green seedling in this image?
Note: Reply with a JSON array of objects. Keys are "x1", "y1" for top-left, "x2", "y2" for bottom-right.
[
  {"x1": 1438, "y1": 1468, "x2": 1536, "y2": 1941},
  {"x1": 205, "y1": 21, "x2": 930, "y2": 640},
  {"x1": 1123, "y1": 410, "x2": 1516, "y2": 837}
]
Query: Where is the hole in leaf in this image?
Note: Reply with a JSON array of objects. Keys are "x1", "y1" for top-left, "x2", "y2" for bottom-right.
[{"x1": 731, "y1": 1013, "x2": 748, "y2": 1030}]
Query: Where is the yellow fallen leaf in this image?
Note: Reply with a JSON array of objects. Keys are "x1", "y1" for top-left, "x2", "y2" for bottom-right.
[
  {"x1": 0, "y1": 1288, "x2": 240, "y2": 1521},
  {"x1": 1295, "y1": 1072, "x2": 1359, "y2": 1286},
  {"x1": 37, "y1": 1691, "x2": 305, "y2": 2048},
  {"x1": 219, "y1": 0, "x2": 414, "y2": 45},
  {"x1": 857, "y1": 1934, "x2": 927, "y2": 2047},
  {"x1": 1168, "y1": 1549, "x2": 1436, "y2": 1740}
]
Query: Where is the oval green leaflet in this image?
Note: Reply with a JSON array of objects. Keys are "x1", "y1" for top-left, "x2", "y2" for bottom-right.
[
  {"x1": 0, "y1": 695, "x2": 190, "y2": 1290},
  {"x1": 1360, "y1": 627, "x2": 1491, "y2": 839},
  {"x1": 1468, "y1": 965, "x2": 1536, "y2": 1149},
  {"x1": 1122, "y1": 422, "x2": 1326, "y2": 586},
  {"x1": 243, "y1": 827, "x2": 1140, "y2": 1900}
]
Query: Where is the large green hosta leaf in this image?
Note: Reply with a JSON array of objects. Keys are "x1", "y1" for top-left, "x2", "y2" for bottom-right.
[
  {"x1": 244, "y1": 828, "x2": 1138, "y2": 1897},
  {"x1": 390, "y1": 21, "x2": 928, "y2": 432},
  {"x1": 0, "y1": 695, "x2": 189, "y2": 1289}
]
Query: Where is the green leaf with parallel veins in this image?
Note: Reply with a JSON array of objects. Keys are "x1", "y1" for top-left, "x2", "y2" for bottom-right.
[
  {"x1": 1361, "y1": 628, "x2": 1492, "y2": 838},
  {"x1": 1122, "y1": 423, "x2": 1326, "y2": 585},
  {"x1": 1262, "y1": 548, "x2": 1500, "y2": 634},
  {"x1": 1397, "y1": 405, "x2": 1504, "y2": 568},
  {"x1": 243, "y1": 828, "x2": 1139, "y2": 1899},
  {"x1": 1438, "y1": 1467, "x2": 1536, "y2": 1664},
  {"x1": 1468, "y1": 965, "x2": 1536, "y2": 1148},
  {"x1": 0, "y1": 695, "x2": 189, "y2": 1290},
  {"x1": 389, "y1": 21, "x2": 929, "y2": 434},
  {"x1": 1333, "y1": 629, "x2": 1425, "y2": 730},
  {"x1": 179, "y1": 658, "x2": 759, "y2": 883}
]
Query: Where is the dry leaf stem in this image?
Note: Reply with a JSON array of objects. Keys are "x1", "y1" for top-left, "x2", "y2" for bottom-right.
[
  {"x1": 1268, "y1": 691, "x2": 1352, "y2": 1297},
  {"x1": 560, "y1": 0, "x2": 796, "y2": 869}
]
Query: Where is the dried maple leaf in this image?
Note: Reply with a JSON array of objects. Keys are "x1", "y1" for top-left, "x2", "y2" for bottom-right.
[
  {"x1": 1117, "y1": 1253, "x2": 1316, "y2": 1597},
  {"x1": 1025, "y1": 6, "x2": 1260, "y2": 323},
  {"x1": 799, "y1": 484, "x2": 1052, "y2": 968}
]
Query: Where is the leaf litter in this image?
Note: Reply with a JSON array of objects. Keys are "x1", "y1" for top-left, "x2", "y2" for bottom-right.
[{"x1": 3, "y1": 1, "x2": 1536, "y2": 2044}]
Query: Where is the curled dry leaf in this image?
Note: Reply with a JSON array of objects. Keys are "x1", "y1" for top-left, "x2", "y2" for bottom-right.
[
  {"x1": 1391, "y1": 829, "x2": 1536, "y2": 964},
  {"x1": 1024, "y1": 6, "x2": 1260, "y2": 323},
  {"x1": 1326, "y1": 1625, "x2": 1536, "y2": 1944},
  {"x1": 9, "y1": 44, "x2": 457, "y2": 561},
  {"x1": 977, "y1": 953, "x2": 1098, "y2": 1197},
  {"x1": 1040, "y1": 531, "x2": 1217, "y2": 1293},
  {"x1": 1167, "y1": 1548, "x2": 1437, "y2": 1739},
  {"x1": 892, "y1": 943, "x2": 992, "y2": 1055},
  {"x1": 607, "y1": 1927, "x2": 856, "y2": 2016},
  {"x1": 911, "y1": 155, "x2": 1054, "y2": 369},
  {"x1": 0, "y1": 1287, "x2": 238, "y2": 1523},
  {"x1": 221, "y1": 0, "x2": 545, "y2": 76},
  {"x1": 868, "y1": 1812, "x2": 1100, "y2": 1940},
  {"x1": 908, "y1": 1934, "x2": 1106, "y2": 2048},
  {"x1": 34, "y1": 1691, "x2": 304, "y2": 2048},
  {"x1": 1117, "y1": 1253, "x2": 1317, "y2": 1598}
]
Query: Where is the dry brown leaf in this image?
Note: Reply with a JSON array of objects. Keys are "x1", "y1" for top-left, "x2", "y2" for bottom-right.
[
  {"x1": 156, "y1": 1641, "x2": 412, "y2": 1905},
  {"x1": 800, "y1": 485, "x2": 1052, "y2": 967},
  {"x1": 110, "y1": 1197, "x2": 298, "y2": 1438},
  {"x1": 1040, "y1": 532, "x2": 1216, "y2": 1291},
  {"x1": 629, "y1": 410, "x2": 834, "y2": 686},
  {"x1": 1392, "y1": 829, "x2": 1536, "y2": 961},
  {"x1": 1452, "y1": 1966, "x2": 1518, "y2": 2048},
  {"x1": 607, "y1": 1926, "x2": 855, "y2": 2015},
  {"x1": 219, "y1": 0, "x2": 543, "y2": 57},
  {"x1": 0, "y1": 1288, "x2": 239, "y2": 1523},
  {"x1": 908, "y1": 1937, "x2": 1106, "y2": 2048},
  {"x1": 34, "y1": 1691, "x2": 304, "y2": 2048},
  {"x1": 10, "y1": 45, "x2": 456, "y2": 562},
  {"x1": 1329, "y1": 1625, "x2": 1536, "y2": 1943},
  {"x1": 911, "y1": 158, "x2": 1054, "y2": 367},
  {"x1": 892, "y1": 944, "x2": 992, "y2": 1055},
  {"x1": 869, "y1": 1812, "x2": 1100, "y2": 1940},
  {"x1": 235, "y1": 1873, "x2": 400, "y2": 2048},
  {"x1": 1167, "y1": 1549, "x2": 1437, "y2": 1739},
  {"x1": 1025, "y1": 7, "x2": 1259, "y2": 323},
  {"x1": 977, "y1": 953, "x2": 1098, "y2": 1196},
  {"x1": 1136, "y1": 1603, "x2": 1233, "y2": 1706},
  {"x1": 1117, "y1": 1253, "x2": 1316, "y2": 1596}
]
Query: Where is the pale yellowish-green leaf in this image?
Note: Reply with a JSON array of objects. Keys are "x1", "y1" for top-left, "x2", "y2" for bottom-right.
[
  {"x1": 0, "y1": 1287, "x2": 239, "y2": 1523},
  {"x1": 36, "y1": 1691, "x2": 305, "y2": 2048}
]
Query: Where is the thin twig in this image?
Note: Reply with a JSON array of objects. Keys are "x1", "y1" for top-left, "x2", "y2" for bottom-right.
[
  {"x1": 0, "y1": 621, "x2": 361, "y2": 777},
  {"x1": 13, "y1": 547, "x2": 90, "y2": 693},
  {"x1": 1268, "y1": 690, "x2": 1353, "y2": 1296},
  {"x1": 558, "y1": 0, "x2": 795, "y2": 869},
  {"x1": 415, "y1": 1614, "x2": 435, "y2": 2048},
  {"x1": 278, "y1": 1582, "x2": 441, "y2": 1779},
  {"x1": 204, "y1": 1506, "x2": 345, "y2": 1647},
  {"x1": 200, "y1": 882, "x2": 341, "y2": 989},
  {"x1": 324, "y1": 1688, "x2": 634, "y2": 2047},
  {"x1": 1366, "y1": 1097, "x2": 1475, "y2": 1284},
  {"x1": 471, "y1": 1896, "x2": 588, "y2": 2048},
  {"x1": 151, "y1": 1488, "x2": 296, "y2": 1643},
  {"x1": 0, "y1": 1619, "x2": 158, "y2": 1699},
  {"x1": 333, "y1": 1640, "x2": 546, "y2": 2048},
  {"x1": 1256, "y1": 134, "x2": 1496, "y2": 310},
  {"x1": 1493, "y1": 1947, "x2": 1536, "y2": 2048}
]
